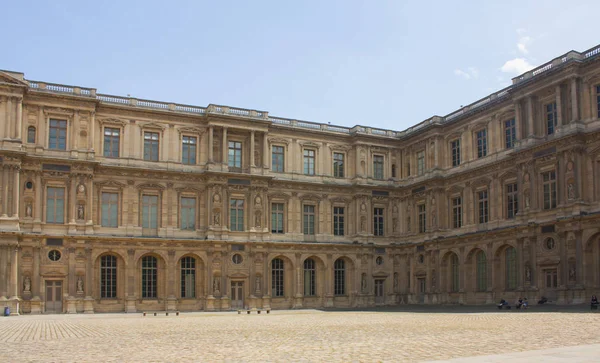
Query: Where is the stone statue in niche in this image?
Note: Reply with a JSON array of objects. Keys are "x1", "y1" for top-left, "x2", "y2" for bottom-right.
[
  {"x1": 567, "y1": 183, "x2": 575, "y2": 200},
  {"x1": 77, "y1": 184, "x2": 86, "y2": 194},
  {"x1": 77, "y1": 276, "x2": 84, "y2": 293},
  {"x1": 213, "y1": 210, "x2": 221, "y2": 226},
  {"x1": 361, "y1": 273, "x2": 367, "y2": 292},
  {"x1": 569, "y1": 264, "x2": 576, "y2": 281},
  {"x1": 361, "y1": 254, "x2": 368, "y2": 265},
  {"x1": 360, "y1": 216, "x2": 366, "y2": 232},
  {"x1": 213, "y1": 193, "x2": 221, "y2": 204},
  {"x1": 23, "y1": 276, "x2": 31, "y2": 292},
  {"x1": 524, "y1": 189, "x2": 530, "y2": 208},
  {"x1": 255, "y1": 211, "x2": 261, "y2": 228},
  {"x1": 254, "y1": 150, "x2": 260, "y2": 166},
  {"x1": 431, "y1": 272, "x2": 436, "y2": 288},
  {"x1": 431, "y1": 210, "x2": 437, "y2": 229},
  {"x1": 77, "y1": 204, "x2": 85, "y2": 220},
  {"x1": 25, "y1": 203, "x2": 32, "y2": 217},
  {"x1": 525, "y1": 265, "x2": 531, "y2": 282},
  {"x1": 393, "y1": 273, "x2": 399, "y2": 292},
  {"x1": 407, "y1": 216, "x2": 411, "y2": 232},
  {"x1": 254, "y1": 195, "x2": 262, "y2": 208},
  {"x1": 392, "y1": 218, "x2": 398, "y2": 233},
  {"x1": 360, "y1": 202, "x2": 366, "y2": 213},
  {"x1": 255, "y1": 276, "x2": 261, "y2": 292},
  {"x1": 213, "y1": 277, "x2": 220, "y2": 294}
]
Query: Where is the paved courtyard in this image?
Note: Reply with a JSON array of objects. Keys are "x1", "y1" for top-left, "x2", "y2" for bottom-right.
[{"x1": 1, "y1": 308, "x2": 599, "y2": 362}]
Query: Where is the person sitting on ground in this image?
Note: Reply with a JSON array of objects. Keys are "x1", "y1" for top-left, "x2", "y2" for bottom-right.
[
  {"x1": 538, "y1": 296, "x2": 548, "y2": 304},
  {"x1": 516, "y1": 297, "x2": 523, "y2": 309},
  {"x1": 497, "y1": 299, "x2": 506, "y2": 309},
  {"x1": 522, "y1": 298, "x2": 528, "y2": 310},
  {"x1": 592, "y1": 295, "x2": 599, "y2": 307}
]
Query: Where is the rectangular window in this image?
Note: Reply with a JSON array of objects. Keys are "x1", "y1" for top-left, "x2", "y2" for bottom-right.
[
  {"x1": 143, "y1": 132, "x2": 159, "y2": 161},
  {"x1": 451, "y1": 139, "x2": 461, "y2": 167},
  {"x1": 46, "y1": 187, "x2": 65, "y2": 224},
  {"x1": 333, "y1": 153, "x2": 344, "y2": 178},
  {"x1": 596, "y1": 85, "x2": 600, "y2": 118},
  {"x1": 228, "y1": 141, "x2": 242, "y2": 168},
  {"x1": 373, "y1": 155, "x2": 384, "y2": 180},
  {"x1": 180, "y1": 197, "x2": 196, "y2": 230},
  {"x1": 476, "y1": 129, "x2": 487, "y2": 158},
  {"x1": 504, "y1": 119, "x2": 516, "y2": 149},
  {"x1": 182, "y1": 136, "x2": 197, "y2": 165},
  {"x1": 272, "y1": 146, "x2": 284, "y2": 172},
  {"x1": 142, "y1": 195, "x2": 159, "y2": 232},
  {"x1": 506, "y1": 183, "x2": 518, "y2": 219},
  {"x1": 229, "y1": 198, "x2": 244, "y2": 231},
  {"x1": 101, "y1": 192, "x2": 118, "y2": 227},
  {"x1": 546, "y1": 102, "x2": 557, "y2": 135},
  {"x1": 103, "y1": 127, "x2": 120, "y2": 158},
  {"x1": 417, "y1": 151, "x2": 425, "y2": 176},
  {"x1": 418, "y1": 204, "x2": 426, "y2": 233},
  {"x1": 271, "y1": 203, "x2": 284, "y2": 234},
  {"x1": 48, "y1": 119, "x2": 67, "y2": 150},
  {"x1": 478, "y1": 190, "x2": 489, "y2": 224},
  {"x1": 303, "y1": 149, "x2": 315, "y2": 175},
  {"x1": 333, "y1": 206, "x2": 344, "y2": 236},
  {"x1": 543, "y1": 171, "x2": 557, "y2": 210},
  {"x1": 303, "y1": 205, "x2": 315, "y2": 235},
  {"x1": 373, "y1": 208, "x2": 384, "y2": 236},
  {"x1": 452, "y1": 197, "x2": 462, "y2": 229}
]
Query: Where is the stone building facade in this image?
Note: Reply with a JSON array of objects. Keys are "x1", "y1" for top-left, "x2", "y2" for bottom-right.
[{"x1": 1, "y1": 44, "x2": 600, "y2": 314}]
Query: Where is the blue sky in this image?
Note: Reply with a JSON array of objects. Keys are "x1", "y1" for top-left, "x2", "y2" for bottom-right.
[{"x1": 2, "y1": 1, "x2": 598, "y2": 131}]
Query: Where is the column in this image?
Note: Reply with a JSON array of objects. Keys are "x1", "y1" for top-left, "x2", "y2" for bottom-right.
[
  {"x1": 33, "y1": 247, "x2": 40, "y2": 298},
  {"x1": 2, "y1": 166, "x2": 8, "y2": 217},
  {"x1": 68, "y1": 247, "x2": 76, "y2": 296},
  {"x1": 575, "y1": 231, "x2": 583, "y2": 287},
  {"x1": 517, "y1": 239, "x2": 524, "y2": 290},
  {"x1": 15, "y1": 98, "x2": 22, "y2": 140},
  {"x1": 85, "y1": 248, "x2": 93, "y2": 296},
  {"x1": 250, "y1": 131, "x2": 255, "y2": 167},
  {"x1": 208, "y1": 126, "x2": 213, "y2": 162},
  {"x1": 555, "y1": 85, "x2": 563, "y2": 126},
  {"x1": 69, "y1": 177, "x2": 77, "y2": 223},
  {"x1": 527, "y1": 96, "x2": 535, "y2": 138},
  {"x1": 262, "y1": 132, "x2": 269, "y2": 168},
  {"x1": 9, "y1": 246, "x2": 18, "y2": 299},
  {"x1": 221, "y1": 127, "x2": 228, "y2": 166},
  {"x1": 571, "y1": 78, "x2": 579, "y2": 122},
  {"x1": 87, "y1": 176, "x2": 93, "y2": 224},
  {"x1": 34, "y1": 172, "x2": 42, "y2": 222},
  {"x1": 12, "y1": 166, "x2": 20, "y2": 217},
  {"x1": 0, "y1": 247, "x2": 6, "y2": 297},
  {"x1": 5, "y1": 97, "x2": 12, "y2": 138},
  {"x1": 559, "y1": 234, "x2": 568, "y2": 288},
  {"x1": 514, "y1": 100, "x2": 522, "y2": 140},
  {"x1": 89, "y1": 111, "x2": 96, "y2": 151}
]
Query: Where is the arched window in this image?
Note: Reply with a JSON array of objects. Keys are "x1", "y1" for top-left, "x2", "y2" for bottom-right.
[
  {"x1": 271, "y1": 258, "x2": 284, "y2": 297},
  {"x1": 334, "y1": 259, "x2": 345, "y2": 295},
  {"x1": 100, "y1": 255, "x2": 117, "y2": 298},
  {"x1": 450, "y1": 254, "x2": 459, "y2": 292},
  {"x1": 141, "y1": 256, "x2": 158, "y2": 298},
  {"x1": 505, "y1": 247, "x2": 517, "y2": 290},
  {"x1": 27, "y1": 126, "x2": 36, "y2": 144},
  {"x1": 180, "y1": 256, "x2": 196, "y2": 298},
  {"x1": 476, "y1": 251, "x2": 487, "y2": 292},
  {"x1": 303, "y1": 258, "x2": 316, "y2": 296}
]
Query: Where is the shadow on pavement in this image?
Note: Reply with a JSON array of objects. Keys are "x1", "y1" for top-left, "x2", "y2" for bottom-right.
[{"x1": 316, "y1": 303, "x2": 600, "y2": 314}]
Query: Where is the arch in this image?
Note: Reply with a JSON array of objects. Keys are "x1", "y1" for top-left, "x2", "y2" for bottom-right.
[
  {"x1": 94, "y1": 251, "x2": 127, "y2": 300},
  {"x1": 179, "y1": 255, "x2": 200, "y2": 299},
  {"x1": 303, "y1": 258, "x2": 316, "y2": 296},
  {"x1": 137, "y1": 253, "x2": 167, "y2": 299},
  {"x1": 268, "y1": 254, "x2": 295, "y2": 300},
  {"x1": 583, "y1": 232, "x2": 600, "y2": 288}
]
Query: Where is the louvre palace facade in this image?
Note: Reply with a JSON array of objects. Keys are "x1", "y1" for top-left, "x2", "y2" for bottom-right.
[{"x1": 1, "y1": 45, "x2": 600, "y2": 315}]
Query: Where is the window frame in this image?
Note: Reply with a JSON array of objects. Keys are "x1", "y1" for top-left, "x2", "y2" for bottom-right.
[
  {"x1": 418, "y1": 203, "x2": 426, "y2": 234},
  {"x1": 143, "y1": 131, "x2": 160, "y2": 162},
  {"x1": 271, "y1": 258, "x2": 284, "y2": 297},
  {"x1": 141, "y1": 193, "x2": 160, "y2": 235},
  {"x1": 545, "y1": 102, "x2": 558, "y2": 135},
  {"x1": 333, "y1": 152, "x2": 345, "y2": 178},
  {"x1": 271, "y1": 145, "x2": 285, "y2": 173},
  {"x1": 475, "y1": 128, "x2": 487, "y2": 158},
  {"x1": 141, "y1": 255, "x2": 158, "y2": 299},
  {"x1": 504, "y1": 118, "x2": 516, "y2": 149},
  {"x1": 373, "y1": 154, "x2": 385, "y2": 180},
  {"x1": 416, "y1": 150, "x2": 425, "y2": 176},
  {"x1": 181, "y1": 135, "x2": 198, "y2": 165},
  {"x1": 228, "y1": 140, "x2": 243, "y2": 169},
  {"x1": 180, "y1": 256, "x2": 196, "y2": 299},
  {"x1": 180, "y1": 196, "x2": 197, "y2": 231},
  {"x1": 303, "y1": 204, "x2": 316, "y2": 235},
  {"x1": 103, "y1": 127, "x2": 121, "y2": 158},
  {"x1": 506, "y1": 182, "x2": 518, "y2": 219},
  {"x1": 46, "y1": 186, "x2": 65, "y2": 224},
  {"x1": 333, "y1": 206, "x2": 345, "y2": 236},
  {"x1": 27, "y1": 126, "x2": 36, "y2": 144},
  {"x1": 542, "y1": 170, "x2": 557, "y2": 210},
  {"x1": 451, "y1": 196, "x2": 462, "y2": 229},
  {"x1": 271, "y1": 202, "x2": 285, "y2": 234},
  {"x1": 100, "y1": 254, "x2": 118, "y2": 299},
  {"x1": 229, "y1": 198, "x2": 245, "y2": 232},
  {"x1": 477, "y1": 189, "x2": 489, "y2": 224},
  {"x1": 101, "y1": 191, "x2": 119, "y2": 228},
  {"x1": 373, "y1": 207, "x2": 384, "y2": 236},
  {"x1": 303, "y1": 258, "x2": 316, "y2": 297},
  {"x1": 450, "y1": 139, "x2": 461, "y2": 167},
  {"x1": 334, "y1": 258, "x2": 346, "y2": 296},
  {"x1": 48, "y1": 118, "x2": 68, "y2": 150},
  {"x1": 303, "y1": 149, "x2": 316, "y2": 176}
]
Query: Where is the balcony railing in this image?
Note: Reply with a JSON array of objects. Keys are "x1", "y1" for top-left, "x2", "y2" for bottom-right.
[{"x1": 20, "y1": 43, "x2": 600, "y2": 140}]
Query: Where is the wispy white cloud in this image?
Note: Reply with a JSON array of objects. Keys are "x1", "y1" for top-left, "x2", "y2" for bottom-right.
[
  {"x1": 516, "y1": 28, "x2": 528, "y2": 35},
  {"x1": 500, "y1": 58, "x2": 534, "y2": 74},
  {"x1": 454, "y1": 67, "x2": 479, "y2": 80},
  {"x1": 517, "y1": 36, "x2": 531, "y2": 54}
]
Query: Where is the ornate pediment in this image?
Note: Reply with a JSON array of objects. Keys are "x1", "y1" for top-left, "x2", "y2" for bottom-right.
[
  {"x1": 98, "y1": 117, "x2": 128, "y2": 127},
  {"x1": 268, "y1": 137, "x2": 290, "y2": 146},
  {"x1": 139, "y1": 122, "x2": 166, "y2": 131},
  {"x1": 268, "y1": 192, "x2": 291, "y2": 201},
  {"x1": 328, "y1": 144, "x2": 351, "y2": 152},
  {"x1": 0, "y1": 71, "x2": 28, "y2": 87},
  {"x1": 95, "y1": 180, "x2": 127, "y2": 189},
  {"x1": 136, "y1": 182, "x2": 165, "y2": 190},
  {"x1": 300, "y1": 193, "x2": 321, "y2": 202},
  {"x1": 298, "y1": 141, "x2": 321, "y2": 149},
  {"x1": 177, "y1": 126, "x2": 205, "y2": 135}
]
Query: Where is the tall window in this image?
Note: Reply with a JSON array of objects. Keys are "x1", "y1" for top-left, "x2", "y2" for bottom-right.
[
  {"x1": 504, "y1": 119, "x2": 516, "y2": 149},
  {"x1": 451, "y1": 139, "x2": 461, "y2": 167},
  {"x1": 418, "y1": 204, "x2": 426, "y2": 233},
  {"x1": 229, "y1": 199, "x2": 244, "y2": 231},
  {"x1": 272, "y1": 145, "x2": 284, "y2": 172},
  {"x1": 596, "y1": 85, "x2": 600, "y2": 118},
  {"x1": 48, "y1": 119, "x2": 67, "y2": 150},
  {"x1": 103, "y1": 127, "x2": 120, "y2": 158},
  {"x1": 100, "y1": 255, "x2": 117, "y2": 299},
  {"x1": 143, "y1": 132, "x2": 159, "y2": 161},
  {"x1": 303, "y1": 205, "x2": 315, "y2": 235},
  {"x1": 478, "y1": 190, "x2": 489, "y2": 224},
  {"x1": 333, "y1": 206, "x2": 344, "y2": 236},
  {"x1": 391, "y1": 164, "x2": 397, "y2": 178},
  {"x1": 142, "y1": 195, "x2": 159, "y2": 233},
  {"x1": 271, "y1": 258, "x2": 284, "y2": 297},
  {"x1": 450, "y1": 254, "x2": 459, "y2": 293},
  {"x1": 476, "y1": 129, "x2": 487, "y2": 158},
  {"x1": 303, "y1": 258, "x2": 316, "y2": 296},
  {"x1": 27, "y1": 126, "x2": 36, "y2": 144},
  {"x1": 228, "y1": 141, "x2": 242, "y2": 168},
  {"x1": 303, "y1": 149, "x2": 315, "y2": 175},
  {"x1": 334, "y1": 259, "x2": 345, "y2": 296},
  {"x1": 542, "y1": 171, "x2": 557, "y2": 210},
  {"x1": 101, "y1": 192, "x2": 118, "y2": 227},
  {"x1": 182, "y1": 136, "x2": 197, "y2": 165},
  {"x1": 333, "y1": 153, "x2": 344, "y2": 178},
  {"x1": 180, "y1": 256, "x2": 196, "y2": 298},
  {"x1": 546, "y1": 102, "x2": 557, "y2": 135},
  {"x1": 271, "y1": 203, "x2": 284, "y2": 234},
  {"x1": 46, "y1": 187, "x2": 65, "y2": 224},
  {"x1": 505, "y1": 247, "x2": 517, "y2": 290},
  {"x1": 180, "y1": 197, "x2": 196, "y2": 230},
  {"x1": 506, "y1": 183, "x2": 519, "y2": 219},
  {"x1": 476, "y1": 251, "x2": 487, "y2": 292},
  {"x1": 141, "y1": 256, "x2": 158, "y2": 298},
  {"x1": 417, "y1": 151, "x2": 425, "y2": 175},
  {"x1": 373, "y1": 155, "x2": 384, "y2": 179},
  {"x1": 373, "y1": 207, "x2": 384, "y2": 236},
  {"x1": 452, "y1": 197, "x2": 462, "y2": 229}
]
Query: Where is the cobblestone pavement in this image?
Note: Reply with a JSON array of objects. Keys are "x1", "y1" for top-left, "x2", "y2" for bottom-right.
[{"x1": 1, "y1": 309, "x2": 599, "y2": 362}]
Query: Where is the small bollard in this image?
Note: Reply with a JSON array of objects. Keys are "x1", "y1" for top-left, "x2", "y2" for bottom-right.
[
  {"x1": 153, "y1": 312, "x2": 157, "y2": 316},
  {"x1": 176, "y1": 311, "x2": 179, "y2": 316},
  {"x1": 267, "y1": 310, "x2": 270, "y2": 314},
  {"x1": 247, "y1": 310, "x2": 250, "y2": 314},
  {"x1": 238, "y1": 310, "x2": 241, "y2": 314},
  {"x1": 166, "y1": 312, "x2": 169, "y2": 316},
  {"x1": 143, "y1": 312, "x2": 146, "y2": 317},
  {"x1": 258, "y1": 310, "x2": 261, "y2": 314}
]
